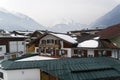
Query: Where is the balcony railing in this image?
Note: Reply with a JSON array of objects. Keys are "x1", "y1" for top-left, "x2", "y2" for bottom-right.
[{"x1": 39, "y1": 44, "x2": 60, "y2": 48}]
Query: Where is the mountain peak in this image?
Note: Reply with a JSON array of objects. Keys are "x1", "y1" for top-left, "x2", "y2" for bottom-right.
[{"x1": 0, "y1": 7, "x2": 45, "y2": 31}]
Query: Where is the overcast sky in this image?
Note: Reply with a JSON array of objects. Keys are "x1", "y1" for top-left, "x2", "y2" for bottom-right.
[{"x1": 0, "y1": 0, "x2": 120, "y2": 27}]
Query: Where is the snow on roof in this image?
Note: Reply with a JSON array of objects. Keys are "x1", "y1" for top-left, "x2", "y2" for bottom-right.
[
  {"x1": 37, "y1": 30, "x2": 45, "y2": 34},
  {"x1": 15, "y1": 30, "x2": 33, "y2": 35},
  {"x1": 77, "y1": 40, "x2": 98, "y2": 48},
  {"x1": 10, "y1": 34, "x2": 27, "y2": 37},
  {"x1": 16, "y1": 56, "x2": 57, "y2": 62},
  {"x1": 93, "y1": 37, "x2": 100, "y2": 40},
  {"x1": 51, "y1": 33, "x2": 77, "y2": 43},
  {"x1": 4, "y1": 30, "x2": 10, "y2": 34}
]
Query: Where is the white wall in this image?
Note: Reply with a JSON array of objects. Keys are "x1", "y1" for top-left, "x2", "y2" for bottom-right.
[
  {"x1": 3, "y1": 69, "x2": 40, "y2": 80},
  {"x1": 63, "y1": 48, "x2": 72, "y2": 57},
  {"x1": 0, "y1": 69, "x2": 8, "y2": 80},
  {"x1": 87, "y1": 49, "x2": 94, "y2": 57},
  {"x1": 9, "y1": 41, "x2": 25, "y2": 53},
  {"x1": 35, "y1": 47, "x2": 39, "y2": 53},
  {"x1": 111, "y1": 50, "x2": 118, "y2": 59},
  {"x1": 0, "y1": 45, "x2": 6, "y2": 56}
]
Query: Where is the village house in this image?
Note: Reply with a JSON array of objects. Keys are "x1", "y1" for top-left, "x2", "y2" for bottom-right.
[
  {"x1": 98, "y1": 23, "x2": 120, "y2": 48},
  {"x1": 67, "y1": 24, "x2": 120, "y2": 59},
  {"x1": 0, "y1": 34, "x2": 27, "y2": 60},
  {"x1": 39, "y1": 32, "x2": 77, "y2": 57},
  {"x1": 0, "y1": 37, "x2": 26, "y2": 60},
  {"x1": 0, "y1": 56, "x2": 120, "y2": 80},
  {"x1": 26, "y1": 30, "x2": 45, "y2": 53},
  {"x1": 72, "y1": 36, "x2": 119, "y2": 59},
  {"x1": 96, "y1": 24, "x2": 120, "y2": 59},
  {"x1": 26, "y1": 30, "x2": 63, "y2": 54}
]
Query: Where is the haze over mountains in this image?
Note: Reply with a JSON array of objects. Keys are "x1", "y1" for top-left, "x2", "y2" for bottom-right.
[
  {"x1": 50, "y1": 4, "x2": 120, "y2": 32},
  {"x1": 90, "y1": 4, "x2": 120, "y2": 28},
  {"x1": 49, "y1": 22, "x2": 87, "y2": 32},
  {"x1": 0, "y1": 4, "x2": 120, "y2": 32}
]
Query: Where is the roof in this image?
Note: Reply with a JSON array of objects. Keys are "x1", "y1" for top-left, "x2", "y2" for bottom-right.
[
  {"x1": 70, "y1": 29, "x2": 103, "y2": 33},
  {"x1": 98, "y1": 39, "x2": 118, "y2": 49},
  {"x1": 40, "y1": 33, "x2": 77, "y2": 44},
  {"x1": 0, "y1": 29, "x2": 10, "y2": 34},
  {"x1": 77, "y1": 37, "x2": 118, "y2": 49},
  {"x1": 77, "y1": 40, "x2": 98, "y2": 48},
  {"x1": 76, "y1": 34, "x2": 97, "y2": 43},
  {"x1": 0, "y1": 36, "x2": 26, "y2": 40},
  {"x1": 16, "y1": 55, "x2": 57, "y2": 61},
  {"x1": 1, "y1": 57, "x2": 120, "y2": 80},
  {"x1": 12, "y1": 30, "x2": 33, "y2": 36},
  {"x1": 98, "y1": 24, "x2": 120, "y2": 39},
  {"x1": 10, "y1": 34, "x2": 28, "y2": 38}
]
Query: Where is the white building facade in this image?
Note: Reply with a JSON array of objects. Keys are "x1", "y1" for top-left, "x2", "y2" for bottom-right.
[
  {"x1": 39, "y1": 33, "x2": 77, "y2": 58},
  {"x1": 0, "y1": 69, "x2": 40, "y2": 80}
]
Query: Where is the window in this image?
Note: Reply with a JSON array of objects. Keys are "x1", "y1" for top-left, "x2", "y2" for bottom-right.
[
  {"x1": 88, "y1": 55, "x2": 93, "y2": 57},
  {"x1": 0, "y1": 47, "x2": 2, "y2": 51},
  {"x1": 47, "y1": 40, "x2": 50, "y2": 44},
  {"x1": 46, "y1": 48, "x2": 52, "y2": 53},
  {"x1": 47, "y1": 39, "x2": 54, "y2": 44},
  {"x1": 51, "y1": 39, "x2": 54, "y2": 43},
  {"x1": 0, "y1": 72, "x2": 3, "y2": 79},
  {"x1": 42, "y1": 40, "x2": 46, "y2": 44},
  {"x1": 41, "y1": 48, "x2": 45, "y2": 53},
  {"x1": 36, "y1": 49, "x2": 39, "y2": 52},
  {"x1": 55, "y1": 40, "x2": 60, "y2": 44},
  {"x1": 22, "y1": 42, "x2": 24, "y2": 45}
]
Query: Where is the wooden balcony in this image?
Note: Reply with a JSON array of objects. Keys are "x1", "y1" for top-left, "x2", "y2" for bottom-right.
[{"x1": 39, "y1": 44, "x2": 60, "y2": 48}]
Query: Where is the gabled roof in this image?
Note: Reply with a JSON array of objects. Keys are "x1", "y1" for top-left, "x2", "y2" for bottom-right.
[
  {"x1": 31, "y1": 30, "x2": 45, "y2": 37},
  {"x1": 1, "y1": 57, "x2": 120, "y2": 80},
  {"x1": 98, "y1": 24, "x2": 120, "y2": 39},
  {"x1": 40, "y1": 33, "x2": 77, "y2": 44},
  {"x1": 50, "y1": 33, "x2": 77, "y2": 44}
]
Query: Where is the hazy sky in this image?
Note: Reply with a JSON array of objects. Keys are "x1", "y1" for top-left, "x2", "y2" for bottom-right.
[{"x1": 0, "y1": 0, "x2": 120, "y2": 27}]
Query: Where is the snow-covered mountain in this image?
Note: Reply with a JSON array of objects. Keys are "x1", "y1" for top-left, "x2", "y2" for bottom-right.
[
  {"x1": 49, "y1": 22, "x2": 87, "y2": 32},
  {"x1": 90, "y1": 4, "x2": 120, "y2": 28},
  {"x1": 0, "y1": 8, "x2": 45, "y2": 31}
]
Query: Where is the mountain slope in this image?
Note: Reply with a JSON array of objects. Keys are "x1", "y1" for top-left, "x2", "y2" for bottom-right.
[
  {"x1": 90, "y1": 4, "x2": 120, "y2": 28},
  {"x1": 0, "y1": 8, "x2": 45, "y2": 31}
]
